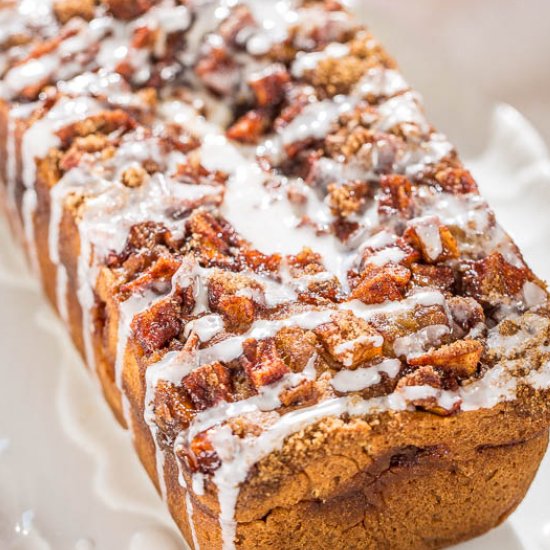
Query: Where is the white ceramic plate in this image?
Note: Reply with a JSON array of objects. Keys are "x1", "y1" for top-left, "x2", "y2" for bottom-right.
[{"x1": 1, "y1": 3, "x2": 549, "y2": 549}]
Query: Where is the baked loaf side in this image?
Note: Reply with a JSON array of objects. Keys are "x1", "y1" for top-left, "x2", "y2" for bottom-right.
[{"x1": 1, "y1": 1, "x2": 550, "y2": 549}]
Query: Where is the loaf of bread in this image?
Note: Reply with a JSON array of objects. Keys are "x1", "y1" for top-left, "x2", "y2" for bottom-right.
[{"x1": 2, "y1": 1, "x2": 550, "y2": 548}]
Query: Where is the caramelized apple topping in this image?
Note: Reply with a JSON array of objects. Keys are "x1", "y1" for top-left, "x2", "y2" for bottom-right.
[
  {"x1": 280, "y1": 380, "x2": 320, "y2": 409},
  {"x1": 411, "y1": 264, "x2": 455, "y2": 291},
  {"x1": 158, "y1": 124, "x2": 201, "y2": 155},
  {"x1": 350, "y1": 263, "x2": 411, "y2": 304},
  {"x1": 185, "y1": 210, "x2": 242, "y2": 267},
  {"x1": 274, "y1": 326, "x2": 318, "y2": 373},
  {"x1": 286, "y1": 248, "x2": 341, "y2": 303},
  {"x1": 408, "y1": 339, "x2": 483, "y2": 379},
  {"x1": 195, "y1": 46, "x2": 240, "y2": 96},
  {"x1": 398, "y1": 365, "x2": 442, "y2": 391},
  {"x1": 315, "y1": 311, "x2": 383, "y2": 368},
  {"x1": 182, "y1": 362, "x2": 233, "y2": 411},
  {"x1": 434, "y1": 166, "x2": 478, "y2": 194},
  {"x1": 372, "y1": 305, "x2": 450, "y2": 356},
  {"x1": 378, "y1": 174, "x2": 414, "y2": 216},
  {"x1": 227, "y1": 110, "x2": 271, "y2": 144},
  {"x1": 153, "y1": 380, "x2": 193, "y2": 438},
  {"x1": 102, "y1": 0, "x2": 159, "y2": 21},
  {"x1": 239, "y1": 249, "x2": 282, "y2": 275},
  {"x1": 463, "y1": 252, "x2": 531, "y2": 303},
  {"x1": 132, "y1": 292, "x2": 190, "y2": 353},
  {"x1": 218, "y1": 5, "x2": 255, "y2": 46},
  {"x1": 179, "y1": 431, "x2": 221, "y2": 475},
  {"x1": 208, "y1": 272, "x2": 264, "y2": 333},
  {"x1": 174, "y1": 156, "x2": 227, "y2": 186},
  {"x1": 404, "y1": 217, "x2": 459, "y2": 263},
  {"x1": 130, "y1": 27, "x2": 157, "y2": 50},
  {"x1": 397, "y1": 366, "x2": 460, "y2": 416},
  {"x1": 56, "y1": 110, "x2": 136, "y2": 147},
  {"x1": 107, "y1": 222, "x2": 183, "y2": 273},
  {"x1": 241, "y1": 338, "x2": 290, "y2": 388},
  {"x1": 447, "y1": 296, "x2": 485, "y2": 336},
  {"x1": 118, "y1": 255, "x2": 181, "y2": 299},
  {"x1": 59, "y1": 134, "x2": 114, "y2": 172},
  {"x1": 327, "y1": 180, "x2": 370, "y2": 218},
  {"x1": 360, "y1": 238, "x2": 420, "y2": 269},
  {"x1": 249, "y1": 65, "x2": 290, "y2": 107}
]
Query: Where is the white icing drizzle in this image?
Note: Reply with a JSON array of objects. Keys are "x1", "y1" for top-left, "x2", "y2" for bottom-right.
[
  {"x1": 21, "y1": 186, "x2": 38, "y2": 272},
  {"x1": 487, "y1": 314, "x2": 550, "y2": 361},
  {"x1": 22, "y1": 95, "x2": 103, "y2": 274},
  {"x1": 193, "y1": 290, "x2": 442, "y2": 366},
  {"x1": 291, "y1": 42, "x2": 350, "y2": 78},
  {"x1": 76, "y1": 223, "x2": 99, "y2": 373},
  {"x1": 280, "y1": 95, "x2": 357, "y2": 148},
  {"x1": 335, "y1": 333, "x2": 384, "y2": 367},
  {"x1": 0, "y1": 0, "x2": 196, "y2": 101},
  {"x1": 136, "y1": 2, "x2": 192, "y2": 36},
  {"x1": 58, "y1": 70, "x2": 148, "y2": 110},
  {"x1": 331, "y1": 358, "x2": 401, "y2": 392},
  {"x1": 393, "y1": 324, "x2": 450, "y2": 361},
  {"x1": 6, "y1": 103, "x2": 39, "y2": 214},
  {"x1": 523, "y1": 281, "x2": 548, "y2": 308},
  {"x1": 0, "y1": 0, "x2": 57, "y2": 82},
  {"x1": 408, "y1": 215, "x2": 443, "y2": 261},
  {"x1": 245, "y1": 0, "x2": 300, "y2": 56},
  {"x1": 1, "y1": 0, "x2": 53, "y2": 33},
  {"x1": 355, "y1": 68, "x2": 410, "y2": 99},
  {"x1": 526, "y1": 358, "x2": 550, "y2": 391},
  {"x1": 199, "y1": 133, "x2": 350, "y2": 281},
  {"x1": 377, "y1": 91, "x2": 430, "y2": 134},
  {"x1": 185, "y1": 491, "x2": 201, "y2": 550},
  {"x1": 185, "y1": 314, "x2": 225, "y2": 343},
  {"x1": 115, "y1": 290, "x2": 160, "y2": 425},
  {"x1": 365, "y1": 246, "x2": 407, "y2": 267},
  {"x1": 56, "y1": 264, "x2": 69, "y2": 323},
  {"x1": 1, "y1": 18, "x2": 113, "y2": 99}
]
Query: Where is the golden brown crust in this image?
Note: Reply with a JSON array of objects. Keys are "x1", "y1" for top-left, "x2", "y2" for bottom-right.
[{"x1": 237, "y1": 432, "x2": 548, "y2": 550}]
